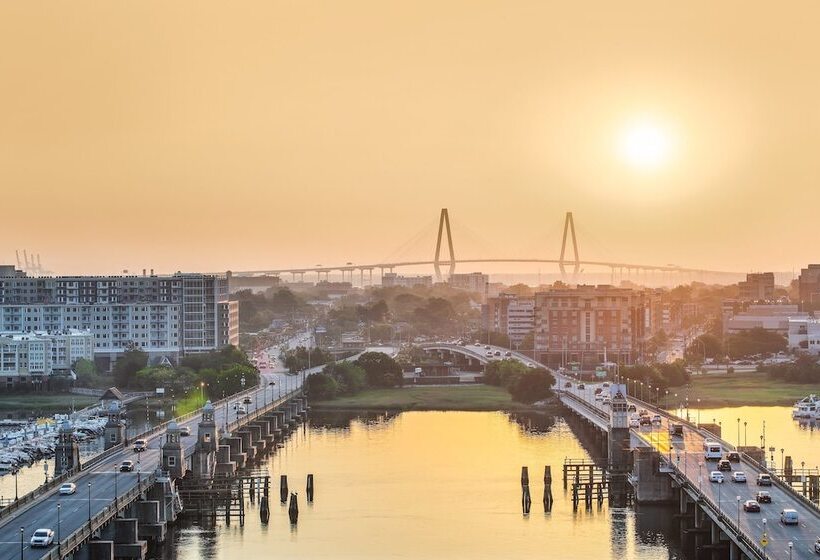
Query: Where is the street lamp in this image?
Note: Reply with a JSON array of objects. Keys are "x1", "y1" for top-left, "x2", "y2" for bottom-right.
[
  {"x1": 698, "y1": 461, "x2": 703, "y2": 493},
  {"x1": 736, "y1": 495, "x2": 741, "y2": 528},
  {"x1": 788, "y1": 541, "x2": 793, "y2": 560},
  {"x1": 20, "y1": 526, "x2": 24, "y2": 560},
  {"x1": 57, "y1": 503, "x2": 61, "y2": 549},
  {"x1": 781, "y1": 448, "x2": 785, "y2": 472},
  {"x1": 743, "y1": 421, "x2": 747, "y2": 446},
  {"x1": 114, "y1": 468, "x2": 119, "y2": 507},
  {"x1": 87, "y1": 482, "x2": 92, "y2": 523},
  {"x1": 736, "y1": 418, "x2": 740, "y2": 446},
  {"x1": 199, "y1": 381, "x2": 205, "y2": 403},
  {"x1": 14, "y1": 470, "x2": 18, "y2": 501},
  {"x1": 696, "y1": 399, "x2": 701, "y2": 425}
]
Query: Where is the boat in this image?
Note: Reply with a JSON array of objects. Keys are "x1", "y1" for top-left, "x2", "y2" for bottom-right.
[{"x1": 792, "y1": 395, "x2": 819, "y2": 418}]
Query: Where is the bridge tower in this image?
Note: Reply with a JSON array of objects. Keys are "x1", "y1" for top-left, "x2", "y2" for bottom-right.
[
  {"x1": 433, "y1": 208, "x2": 455, "y2": 281},
  {"x1": 103, "y1": 401, "x2": 126, "y2": 450},
  {"x1": 558, "y1": 212, "x2": 580, "y2": 281},
  {"x1": 607, "y1": 384, "x2": 631, "y2": 507},
  {"x1": 192, "y1": 401, "x2": 219, "y2": 478},
  {"x1": 54, "y1": 420, "x2": 80, "y2": 476},
  {"x1": 162, "y1": 421, "x2": 186, "y2": 479}
]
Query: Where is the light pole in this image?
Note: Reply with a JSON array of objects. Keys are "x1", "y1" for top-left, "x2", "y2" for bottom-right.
[
  {"x1": 87, "y1": 482, "x2": 92, "y2": 524},
  {"x1": 57, "y1": 503, "x2": 61, "y2": 549},
  {"x1": 20, "y1": 526, "x2": 23, "y2": 560},
  {"x1": 696, "y1": 399, "x2": 701, "y2": 425},
  {"x1": 698, "y1": 461, "x2": 703, "y2": 493},
  {"x1": 743, "y1": 421, "x2": 747, "y2": 446},
  {"x1": 781, "y1": 448, "x2": 785, "y2": 472},
  {"x1": 736, "y1": 418, "x2": 740, "y2": 446},
  {"x1": 736, "y1": 495, "x2": 741, "y2": 528},
  {"x1": 114, "y1": 468, "x2": 119, "y2": 507},
  {"x1": 199, "y1": 381, "x2": 205, "y2": 403},
  {"x1": 788, "y1": 541, "x2": 793, "y2": 560},
  {"x1": 14, "y1": 471, "x2": 18, "y2": 501}
]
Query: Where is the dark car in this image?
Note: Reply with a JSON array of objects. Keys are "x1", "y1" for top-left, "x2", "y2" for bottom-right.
[
  {"x1": 742, "y1": 500, "x2": 761, "y2": 513},
  {"x1": 726, "y1": 452, "x2": 740, "y2": 462},
  {"x1": 717, "y1": 459, "x2": 732, "y2": 472},
  {"x1": 120, "y1": 460, "x2": 134, "y2": 472},
  {"x1": 594, "y1": 388, "x2": 603, "y2": 395},
  {"x1": 627, "y1": 404, "x2": 637, "y2": 412},
  {"x1": 564, "y1": 382, "x2": 572, "y2": 388},
  {"x1": 756, "y1": 491, "x2": 772, "y2": 503},
  {"x1": 639, "y1": 416, "x2": 652, "y2": 426},
  {"x1": 577, "y1": 384, "x2": 585, "y2": 390},
  {"x1": 757, "y1": 474, "x2": 772, "y2": 486}
]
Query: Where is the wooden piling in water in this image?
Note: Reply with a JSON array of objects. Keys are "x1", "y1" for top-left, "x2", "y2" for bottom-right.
[
  {"x1": 280, "y1": 475, "x2": 289, "y2": 503},
  {"x1": 260, "y1": 477, "x2": 270, "y2": 524},
  {"x1": 306, "y1": 474, "x2": 314, "y2": 503},
  {"x1": 543, "y1": 466, "x2": 553, "y2": 512},
  {"x1": 288, "y1": 492, "x2": 299, "y2": 524},
  {"x1": 521, "y1": 466, "x2": 531, "y2": 515}
]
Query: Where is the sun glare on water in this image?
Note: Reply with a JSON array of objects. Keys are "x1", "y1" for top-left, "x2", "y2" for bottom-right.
[{"x1": 618, "y1": 119, "x2": 675, "y2": 171}]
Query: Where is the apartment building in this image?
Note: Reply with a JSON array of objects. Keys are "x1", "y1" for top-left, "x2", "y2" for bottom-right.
[
  {"x1": 533, "y1": 285, "x2": 648, "y2": 368},
  {"x1": 381, "y1": 273, "x2": 433, "y2": 289},
  {"x1": 798, "y1": 265, "x2": 820, "y2": 309},
  {"x1": 482, "y1": 295, "x2": 535, "y2": 346},
  {"x1": 788, "y1": 318, "x2": 820, "y2": 355},
  {"x1": 0, "y1": 330, "x2": 93, "y2": 389},
  {"x1": 449, "y1": 273, "x2": 489, "y2": 300},
  {"x1": 738, "y1": 272, "x2": 775, "y2": 302},
  {"x1": 0, "y1": 271, "x2": 238, "y2": 369}
]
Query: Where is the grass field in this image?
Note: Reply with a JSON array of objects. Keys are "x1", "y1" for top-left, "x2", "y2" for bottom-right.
[
  {"x1": 0, "y1": 394, "x2": 97, "y2": 411},
  {"x1": 687, "y1": 371, "x2": 817, "y2": 407},
  {"x1": 311, "y1": 385, "x2": 549, "y2": 412}
]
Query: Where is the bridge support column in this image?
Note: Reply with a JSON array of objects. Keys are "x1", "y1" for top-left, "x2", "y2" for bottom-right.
[
  {"x1": 89, "y1": 540, "x2": 115, "y2": 560},
  {"x1": 114, "y1": 518, "x2": 147, "y2": 559},
  {"x1": 237, "y1": 431, "x2": 256, "y2": 462},
  {"x1": 710, "y1": 521, "x2": 721, "y2": 560},
  {"x1": 729, "y1": 541, "x2": 740, "y2": 560},
  {"x1": 632, "y1": 447, "x2": 674, "y2": 503},
  {"x1": 226, "y1": 437, "x2": 247, "y2": 469},
  {"x1": 136, "y1": 500, "x2": 166, "y2": 543},
  {"x1": 215, "y1": 444, "x2": 236, "y2": 476}
]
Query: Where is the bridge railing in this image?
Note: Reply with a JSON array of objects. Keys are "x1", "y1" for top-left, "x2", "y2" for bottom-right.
[
  {"x1": 37, "y1": 471, "x2": 157, "y2": 560},
  {"x1": 225, "y1": 388, "x2": 303, "y2": 433}
]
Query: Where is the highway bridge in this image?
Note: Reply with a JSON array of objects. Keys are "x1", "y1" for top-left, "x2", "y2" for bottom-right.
[{"x1": 422, "y1": 342, "x2": 820, "y2": 560}]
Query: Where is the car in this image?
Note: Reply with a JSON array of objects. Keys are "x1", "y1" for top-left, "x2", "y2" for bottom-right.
[
  {"x1": 668, "y1": 424, "x2": 684, "y2": 437},
  {"x1": 133, "y1": 439, "x2": 147, "y2": 452},
  {"x1": 526, "y1": 362, "x2": 534, "y2": 367},
  {"x1": 564, "y1": 382, "x2": 572, "y2": 388},
  {"x1": 756, "y1": 491, "x2": 772, "y2": 503},
  {"x1": 652, "y1": 415, "x2": 662, "y2": 424},
  {"x1": 731, "y1": 471, "x2": 747, "y2": 483},
  {"x1": 236, "y1": 405, "x2": 247, "y2": 415},
  {"x1": 602, "y1": 382, "x2": 610, "y2": 388},
  {"x1": 474, "y1": 342, "x2": 481, "y2": 347},
  {"x1": 602, "y1": 398, "x2": 611, "y2": 406},
  {"x1": 494, "y1": 351, "x2": 501, "y2": 356},
  {"x1": 504, "y1": 351, "x2": 512, "y2": 357},
  {"x1": 120, "y1": 460, "x2": 134, "y2": 472},
  {"x1": 627, "y1": 404, "x2": 637, "y2": 412},
  {"x1": 717, "y1": 459, "x2": 732, "y2": 472},
  {"x1": 742, "y1": 500, "x2": 760, "y2": 512},
  {"x1": 180, "y1": 426, "x2": 191, "y2": 437},
  {"x1": 58, "y1": 482, "x2": 76, "y2": 495},
  {"x1": 780, "y1": 509, "x2": 799, "y2": 525},
  {"x1": 577, "y1": 383, "x2": 585, "y2": 390},
  {"x1": 814, "y1": 538, "x2": 820, "y2": 554},
  {"x1": 639, "y1": 416, "x2": 652, "y2": 426},
  {"x1": 726, "y1": 452, "x2": 741, "y2": 462},
  {"x1": 485, "y1": 345, "x2": 491, "y2": 350},
  {"x1": 243, "y1": 396, "x2": 252, "y2": 404},
  {"x1": 595, "y1": 394, "x2": 604, "y2": 402},
  {"x1": 757, "y1": 474, "x2": 772, "y2": 486},
  {"x1": 709, "y1": 471, "x2": 724, "y2": 483},
  {"x1": 486, "y1": 351, "x2": 493, "y2": 357},
  {"x1": 30, "y1": 529, "x2": 54, "y2": 548},
  {"x1": 594, "y1": 388, "x2": 603, "y2": 395},
  {"x1": 629, "y1": 419, "x2": 640, "y2": 428}
]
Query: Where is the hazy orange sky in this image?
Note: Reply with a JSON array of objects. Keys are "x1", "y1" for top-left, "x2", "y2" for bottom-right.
[{"x1": 1, "y1": 1, "x2": 818, "y2": 276}]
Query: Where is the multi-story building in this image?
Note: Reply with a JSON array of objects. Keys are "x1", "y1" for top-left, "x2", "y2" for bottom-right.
[
  {"x1": 723, "y1": 304, "x2": 806, "y2": 336},
  {"x1": 533, "y1": 285, "x2": 648, "y2": 368},
  {"x1": 798, "y1": 265, "x2": 820, "y2": 309},
  {"x1": 482, "y1": 295, "x2": 534, "y2": 346},
  {"x1": 381, "y1": 273, "x2": 433, "y2": 289},
  {"x1": 0, "y1": 330, "x2": 93, "y2": 390},
  {"x1": 738, "y1": 272, "x2": 775, "y2": 302},
  {"x1": 448, "y1": 273, "x2": 489, "y2": 300},
  {"x1": 787, "y1": 318, "x2": 820, "y2": 355},
  {"x1": 0, "y1": 271, "x2": 238, "y2": 369}
]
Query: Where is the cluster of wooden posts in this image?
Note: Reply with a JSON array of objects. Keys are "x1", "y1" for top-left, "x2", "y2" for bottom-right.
[{"x1": 520, "y1": 466, "x2": 553, "y2": 515}]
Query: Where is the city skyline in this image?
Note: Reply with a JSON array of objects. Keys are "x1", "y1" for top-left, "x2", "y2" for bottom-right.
[{"x1": 3, "y1": 1, "x2": 820, "y2": 275}]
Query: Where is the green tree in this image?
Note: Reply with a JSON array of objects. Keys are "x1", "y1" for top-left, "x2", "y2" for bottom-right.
[
  {"x1": 113, "y1": 348, "x2": 148, "y2": 388},
  {"x1": 508, "y1": 368, "x2": 555, "y2": 404},
  {"x1": 483, "y1": 359, "x2": 528, "y2": 387},
  {"x1": 305, "y1": 372, "x2": 340, "y2": 400},
  {"x1": 73, "y1": 358, "x2": 104, "y2": 388},
  {"x1": 685, "y1": 334, "x2": 723, "y2": 363},
  {"x1": 725, "y1": 328, "x2": 787, "y2": 359},
  {"x1": 355, "y1": 352, "x2": 403, "y2": 387},
  {"x1": 322, "y1": 362, "x2": 367, "y2": 395}
]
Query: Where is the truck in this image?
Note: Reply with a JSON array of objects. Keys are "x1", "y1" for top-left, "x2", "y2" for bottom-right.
[{"x1": 668, "y1": 424, "x2": 684, "y2": 438}]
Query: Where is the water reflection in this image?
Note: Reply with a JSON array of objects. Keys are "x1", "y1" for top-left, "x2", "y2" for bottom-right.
[{"x1": 158, "y1": 411, "x2": 682, "y2": 560}]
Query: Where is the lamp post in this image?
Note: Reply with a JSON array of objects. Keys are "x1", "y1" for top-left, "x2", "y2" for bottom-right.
[
  {"x1": 20, "y1": 526, "x2": 24, "y2": 560},
  {"x1": 788, "y1": 541, "x2": 793, "y2": 560},
  {"x1": 736, "y1": 495, "x2": 741, "y2": 528},
  {"x1": 114, "y1": 468, "x2": 119, "y2": 507},
  {"x1": 736, "y1": 418, "x2": 740, "y2": 446},
  {"x1": 743, "y1": 421, "x2": 747, "y2": 446},
  {"x1": 781, "y1": 448, "x2": 785, "y2": 472},
  {"x1": 87, "y1": 482, "x2": 92, "y2": 523},
  {"x1": 57, "y1": 503, "x2": 61, "y2": 549},
  {"x1": 696, "y1": 399, "x2": 701, "y2": 425},
  {"x1": 698, "y1": 461, "x2": 703, "y2": 493},
  {"x1": 199, "y1": 381, "x2": 205, "y2": 403},
  {"x1": 14, "y1": 470, "x2": 18, "y2": 501}
]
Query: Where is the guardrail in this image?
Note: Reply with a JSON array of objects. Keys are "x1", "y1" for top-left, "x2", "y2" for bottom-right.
[{"x1": 37, "y1": 472, "x2": 157, "y2": 560}]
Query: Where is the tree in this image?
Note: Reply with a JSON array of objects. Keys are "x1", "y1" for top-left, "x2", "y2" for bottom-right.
[
  {"x1": 322, "y1": 362, "x2": 367, "y2": 395},
  {"x1": 725, "y1": 328, "x2": 787, "y2": 359},
  {"x1": 483, "y1": 359, "x2": 529, "y2": 387},
  {"x1": 508, "y1": 368, "x2": 555, "y2": 404},
  {"x1": 73, "y1": 358, "x2": 104, "y2": 388},
  {"x1": 113, "y1": 348, "x2": 148, "y2": 388},
  {"x1": 305, "y1": 372, "x2": 340, "y2": 400},
  {"x1": 685, "y1": 334, "x2": 723, "y2": 363},
  {"x1": 355, "y1": 352, "x2": 403, "y2": 387}
]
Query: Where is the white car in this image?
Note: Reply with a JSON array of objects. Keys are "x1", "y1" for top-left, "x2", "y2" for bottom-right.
[
  {"x1": 709, "y1": 471, "x2": 724, "y2": 483},
  {"x1": 629, "y1": 419, "x2": 640, "y2": 428},
  {"x1": 731, "y1": 471, "x2": 747, "y2": 483},
  {"x1": 30, "y1": 528, "x2": 54, "y2": 548},
  {"x1": 58, "y1": 482, "x2": 76, "y2": 495}
]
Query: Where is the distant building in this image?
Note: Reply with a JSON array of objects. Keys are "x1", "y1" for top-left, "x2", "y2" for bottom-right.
[
  {"x1": 381, "y1": 273, "x2": 433, "y2": 288},
  {"x1": 482, "y1": 295, "x2": 534, "y2": 346},
  {"x1": 787, "y1": 318, "x2": 820, "y2": 355},
  {"x1": 533, "y1": 285, "x2": 648, "y2": 368},
  {"x1": 738, "y1": 272, "x2": 775, "y2": 302},
  {"x1": 226, "y1": 272, "x2": 281, "y2": 294},
  {"x1": 0, "y1": 329, "x2": 93, "y2": 390},
  {"x1": 798, "y1": 265, "x2": 820, "y2": 309},
  {"x1": 0, "y1": 266, "x2": 25, "y2": 278},
  {"x1": 0, "y1": 272, "x2": 237, "y2": 370},
  {"x1": 724, "y1": 304, "x2": 806, "y2": 336},
  {"x1": 448, "y1": 273, "x2": 489, "y2": 299}
]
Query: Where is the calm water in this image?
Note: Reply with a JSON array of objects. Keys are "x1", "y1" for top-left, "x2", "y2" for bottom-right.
[{"x1": 160, "y1": 411, "x2": 683, "y2": 560}]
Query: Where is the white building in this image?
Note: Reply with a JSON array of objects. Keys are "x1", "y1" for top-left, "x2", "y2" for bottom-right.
[
  {"x1": 0, "y1": 330, "x2": 93, "y2": 389},
  {"x1": 381, "y1": 273, "x2": 433, "y2": 288},
  {"x1": 787, "y1": 318, "x2": 820, "y2": 355},
  {"x1": 507, "y1": 298, "x2": 535, "y2": 345},
  {"x1": 0, "y1": 272, "x2": 238, "y2": 369},
  {"x1": 724, "y1": 304, "x2": 807, "y2": 336},
  {"x1": 448, "y1": 273, "x2": 489, "y2": 299}
]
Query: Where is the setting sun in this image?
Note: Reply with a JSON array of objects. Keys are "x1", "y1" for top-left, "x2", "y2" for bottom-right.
[{"x1": 618, "y1": 119, "x2": 674, "y2": 171}]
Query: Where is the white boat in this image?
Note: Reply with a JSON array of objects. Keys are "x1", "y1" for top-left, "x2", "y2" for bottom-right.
[{"x1": 792, "y1": 394, "x2": 819, "y2": 418}]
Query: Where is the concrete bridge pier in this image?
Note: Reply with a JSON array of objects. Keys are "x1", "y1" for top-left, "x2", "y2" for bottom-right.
[
  {"x1": 215, "y1": 444, "x2": 236, "y2": 475},
  {"x1": 632, "y1": 448, "x2": 674, "y2": 503},
  {"x1": 135, "y1": 500, "x2": 167, "y2": 543},
  {"x1": 226, "y1": 437, "x2": 247, "y2": 469},
  {"x1": 289, "y1": 401, "x2": 302, "y2": 424},
  {"x1": 113, "y1": 518, "x2": 148, "y2": 559},
  {"x1": 246, "y1": 424, "x2": 266, "y2": 456},
  {"x1": 270, "y1": 412, "x2": 284, "y2": 440},
  {"x1": 236, "y1": 430, "x2": 256, "y2": 462}
]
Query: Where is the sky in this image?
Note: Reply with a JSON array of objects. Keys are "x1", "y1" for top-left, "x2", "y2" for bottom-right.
[{"x1": 1, "y1": 1, "x2": 819, "y2": 276}]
